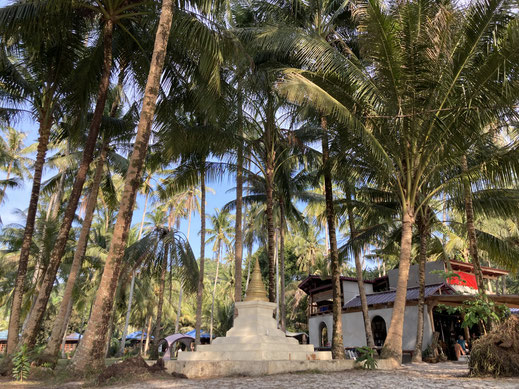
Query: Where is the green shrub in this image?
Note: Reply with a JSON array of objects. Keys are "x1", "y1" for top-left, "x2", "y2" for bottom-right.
[
  {"x1": 355, "y1": 346, "x2": 378, "y2": 370},
  {"x1": 12, "y1": 345, "x2": 31, "y2": 381}
]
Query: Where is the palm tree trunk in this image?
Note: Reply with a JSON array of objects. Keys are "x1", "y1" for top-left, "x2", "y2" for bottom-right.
[
  {"x1": 6, "y1": 116, "x2": 52, "y2": 356},
  {"x1": 210, "y1": 241, "x2": 221, "y2": 342},
  {"x1": 117, "y1": 191, "x2": 149, "y2": 354},
  {"x1": 151, "y1": 245, "x2": 168, "y2": 359},
  {"x1": 265, "y1": 94, "x2": 276, "y2": 303},
  {"x1": 321, "y1": 117, "x2": 344, "y2": 359},
  {"x1": 346, "y1": 188, "x2": 374, "y2": 348},
  {"x1": 195, "y1": 162, "x2": 206, "y2": 346},
  {"x1": 43, "y1": 142, "x2": 108, "y2": 360},
  {"x1": 59, "y1": 298, "x2": 73, "y2": 359},
  {"x1": 245, "y1": 242, "x2": 253, "y2": 290},
  {"x1": 461, "y1": 155, "x2": 486, "y2": 293},
  {"x1": 413, "y1": 212, "x2": 429, "y2": 362},
  {"x1": 21, "y1": 19, "x2": 114, "y2": 350},
  {"x1": 118, "y1": 271, "x2": 136, "y2": 357},
  {"x1": 70, "y1": 1, "x2": 174, "y2": 372},
  {"x1": 381, "y1": 205, "x2": 415, "y2": 363},
  {"x1": 234, "y1": 86, "x2": 244, "y2": 303},
  {"x1": 279, "y1": 200, "x2": 286, "y2": 332},
  {"x1": 144, "y1": 315, "x2": 152, "y2": 355},
  {"x1": 175, "y1": 208, "x2": 192, "y2": 333}
]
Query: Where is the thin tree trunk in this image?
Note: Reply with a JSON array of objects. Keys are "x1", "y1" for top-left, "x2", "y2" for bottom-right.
[
  {"x1": 321, "y1": 117, "x2": 345, "y2": 359},
  {"x1": 144, "y1": 315, "x2": 153, "y2": 355},
  {"x1": 151, "y1": 245, "x2": 168, "y2": 359},
  {"x1": 6, "y1": 116, "x2": 52, "y2": 356},
  {"x1": 461, "y1": 155, "x2": 486, "y2": 293},
  {"x1": 21, "y1": 20, "x2": 114, "y2": 350},
  {"x1": 195, "y1": 163, "x2": 206, "y2": 346},
  {"x1": 234, "y1": 86, "x2": 244, "y2": 303},
  {"x1": 59, "y1": 298, "x2": 73, "y2": 359},
  {"x1": 175, "y1": 209, "x2": 192, "y2": 333},
  {"x1": 279, "y1": 200, "x2": 286, "y2": 332},
  {"x1": 275, "y1": 230, "x2": 279, "y2": 325},
  {"x1": 117, "y1": 191, "x2": 149, "y2": 354},
  {"x1": 245, "y1": 241, "x2": 252, "y2": 291},
  {"x1": 210, "y1": 241, "x2": 221, "y2": 342},
  {"x1": 70, "y1": 2, "x2": 174, "y2": 372},
  {"x1": 118, "y1": 271, "x2": 136, "y2": 357},
  {"x1": 265, "y1": 94, "x2": 276, "y2": 302},
  {"x1": 413, "y1": 212, "x2": 429, "y2": 362},
  {"x1": 43, "y1": 142, "x2": 108, "y2": 361},
  {"x1": 346, "y1": 188, "x2": 374, "y2": 348},
  {"x1": 381, "y1": 206, "x2": 415, "y2": 363}
]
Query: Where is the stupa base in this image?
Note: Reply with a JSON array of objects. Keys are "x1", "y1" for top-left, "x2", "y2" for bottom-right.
[{"x1": 162, "y1": 358, "x2": 355, "y2": 378}]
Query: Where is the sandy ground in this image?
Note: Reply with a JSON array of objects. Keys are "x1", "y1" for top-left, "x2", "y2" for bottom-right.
[{"x1": 2, "y1": 361, "x2": 519, "y2": 388}]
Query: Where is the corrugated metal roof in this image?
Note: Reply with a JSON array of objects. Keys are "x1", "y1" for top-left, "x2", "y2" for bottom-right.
[{"x1": 344, "y1": 284, "x2": 451, "y2": 309}]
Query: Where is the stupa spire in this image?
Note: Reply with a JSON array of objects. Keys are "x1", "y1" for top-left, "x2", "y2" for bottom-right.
[{"x1": 244, "y1": 258, "x2": 268, "y2": 302}]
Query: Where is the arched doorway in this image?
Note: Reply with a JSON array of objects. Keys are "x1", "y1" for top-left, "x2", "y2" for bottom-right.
[
  {"x1": 319, "y1": 322, "x2": 329, "y2": 348},
  {"x1": 371, "y1": 316, "x2": 387, "y2": 347}
]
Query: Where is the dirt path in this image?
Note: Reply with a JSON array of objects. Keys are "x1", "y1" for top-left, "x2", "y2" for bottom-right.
[
  {"x1": 3, "y1": 362, "x2": 519, "y2": 388},
  {"x1": 107, "y1": 362, "x2": 519, "y2": 389}
]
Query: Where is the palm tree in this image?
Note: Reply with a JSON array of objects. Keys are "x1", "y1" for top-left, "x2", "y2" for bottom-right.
[
  {"x1": 0, "y1": 3, "x2": 88, "y2": 354},
  {"x1": 206, "y1": 208, "x2": 234, "y2": 341},
  {"x1": 71, "y1": 0, "x2": 182, "y2": 372},
  {"x1": 20, "y1": 0, "x2": 152, "y2": 351},
  {"x1": 0, "y1": 127, "x2": 34, "y2": 209},
  {"x1": 265, "y1": 0, "x2": 519, "y2": 362}
]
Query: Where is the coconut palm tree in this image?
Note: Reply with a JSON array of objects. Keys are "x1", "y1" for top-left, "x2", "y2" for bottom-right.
[
  {"x1": 206, "y1": 208, "x2": 234, "y2": 341},
  {"x1": 0, "y1": 127, "x2": 35, "y2": 209},
  {"x1": 262, "y1": 0, "x2": 519, "y2": 362}
]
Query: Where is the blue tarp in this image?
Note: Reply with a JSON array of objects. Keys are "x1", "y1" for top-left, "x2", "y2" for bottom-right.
[
  {"x1": 185, "y1": 329, "x2": 212, "y2": 339},
  {"x1": 0, "y1": 330, "x2": 7, "y2": 341},
  {"x1": 124, "y1": 331, "x2": 152, "y2": 341}
]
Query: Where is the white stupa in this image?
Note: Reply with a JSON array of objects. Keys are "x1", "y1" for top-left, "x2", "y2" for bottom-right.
[{"x1": 178, "y1": 259, "x2": 331, "y2": 363}]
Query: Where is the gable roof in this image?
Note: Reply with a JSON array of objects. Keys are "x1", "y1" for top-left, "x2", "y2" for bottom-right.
[{"x1": 343, "y1": 283, "x2": 455, "y2": 309}]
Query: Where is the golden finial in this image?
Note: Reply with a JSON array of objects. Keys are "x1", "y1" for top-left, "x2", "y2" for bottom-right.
[{"x1": 244, "y1": 258, "x2": 268, "y2": 302}]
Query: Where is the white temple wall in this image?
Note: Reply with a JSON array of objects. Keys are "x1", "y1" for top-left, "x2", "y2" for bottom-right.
[{"x1": 308, "y1": 304, "x2": 434, "y2": 352}]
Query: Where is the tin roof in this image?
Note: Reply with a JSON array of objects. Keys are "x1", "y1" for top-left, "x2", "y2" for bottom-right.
[{"x1": 343, "y1": 283, "x2": 454, "y2": 309}]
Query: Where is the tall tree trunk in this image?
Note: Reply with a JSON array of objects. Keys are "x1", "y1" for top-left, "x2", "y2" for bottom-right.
[
  {"x1": 59, "y1": 297, "x2": 73, "y2": 359},
  {"x1": 21, "y1": 20, "x2": 114, "y2": 350},
  {"x1": 265, "y1": 94, "x2": 276, "y2": 302},
  {"x1": 43, "y1": 142, "x2": 108, "y2": 360},
  {"x1": 144, "y1": 315, "x2": 152, "y2": 355},
  {"x1": 234, "y1": 87, "x2": 244, "y2": 303},
  {"x1": 279, "y1": 200, "x2": 286, "y2": 332},
  {"x1": 118, "y1": 270, "x2": 136, "y2": 357},
  {"x1": 175, "y1": 209, "x2": 192, "y2": 333},
  {"x1": 413, "y1": 212, "x2": 429, "y2": 362},
  {"x1": 346, "y1": 188, "x2": 374, "y2": 348},
  {"x1": 210, "y1": 241, "x2": 221, "y2": 342},
  {"x1": 151, "y1": 245, "x2": 168, "y2": 359},
  {"x1": 195, "y1": 162, "x2": 206, "y2": 346},
  {"x1": 6, "y1": 115, "x2": 52, "y2": 356},
  {"x1": 381, "y1": 206, "x2": 415, "y2": 363},
  {"x1": 70, "y1": 2, "x2": 174, "y2": 372},
  {"x1": 461, "y1": 155, "x2": 486, "y2": 293},
  {"x1": 245, "y1": 242, "x2": 252, "y2": 291},
  {"x1": 118, "y1": 190, "x2": 149, "y2": 354},
  {"x1": 321, "y1": 117, "x2": 344, "y2": 359}
]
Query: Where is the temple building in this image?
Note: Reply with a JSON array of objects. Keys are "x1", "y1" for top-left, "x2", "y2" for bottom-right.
[{"x1": 299, "y1": 260, "x2": 519, "y2": 360}]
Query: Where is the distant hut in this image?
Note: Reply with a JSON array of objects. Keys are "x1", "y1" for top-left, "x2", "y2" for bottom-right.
[
  {"x1": 61, "y1": 332, "x2": 81, "y2": 354},
  {"x1": 0, "y1": 330, "x2": 7, "y2": 353}
]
